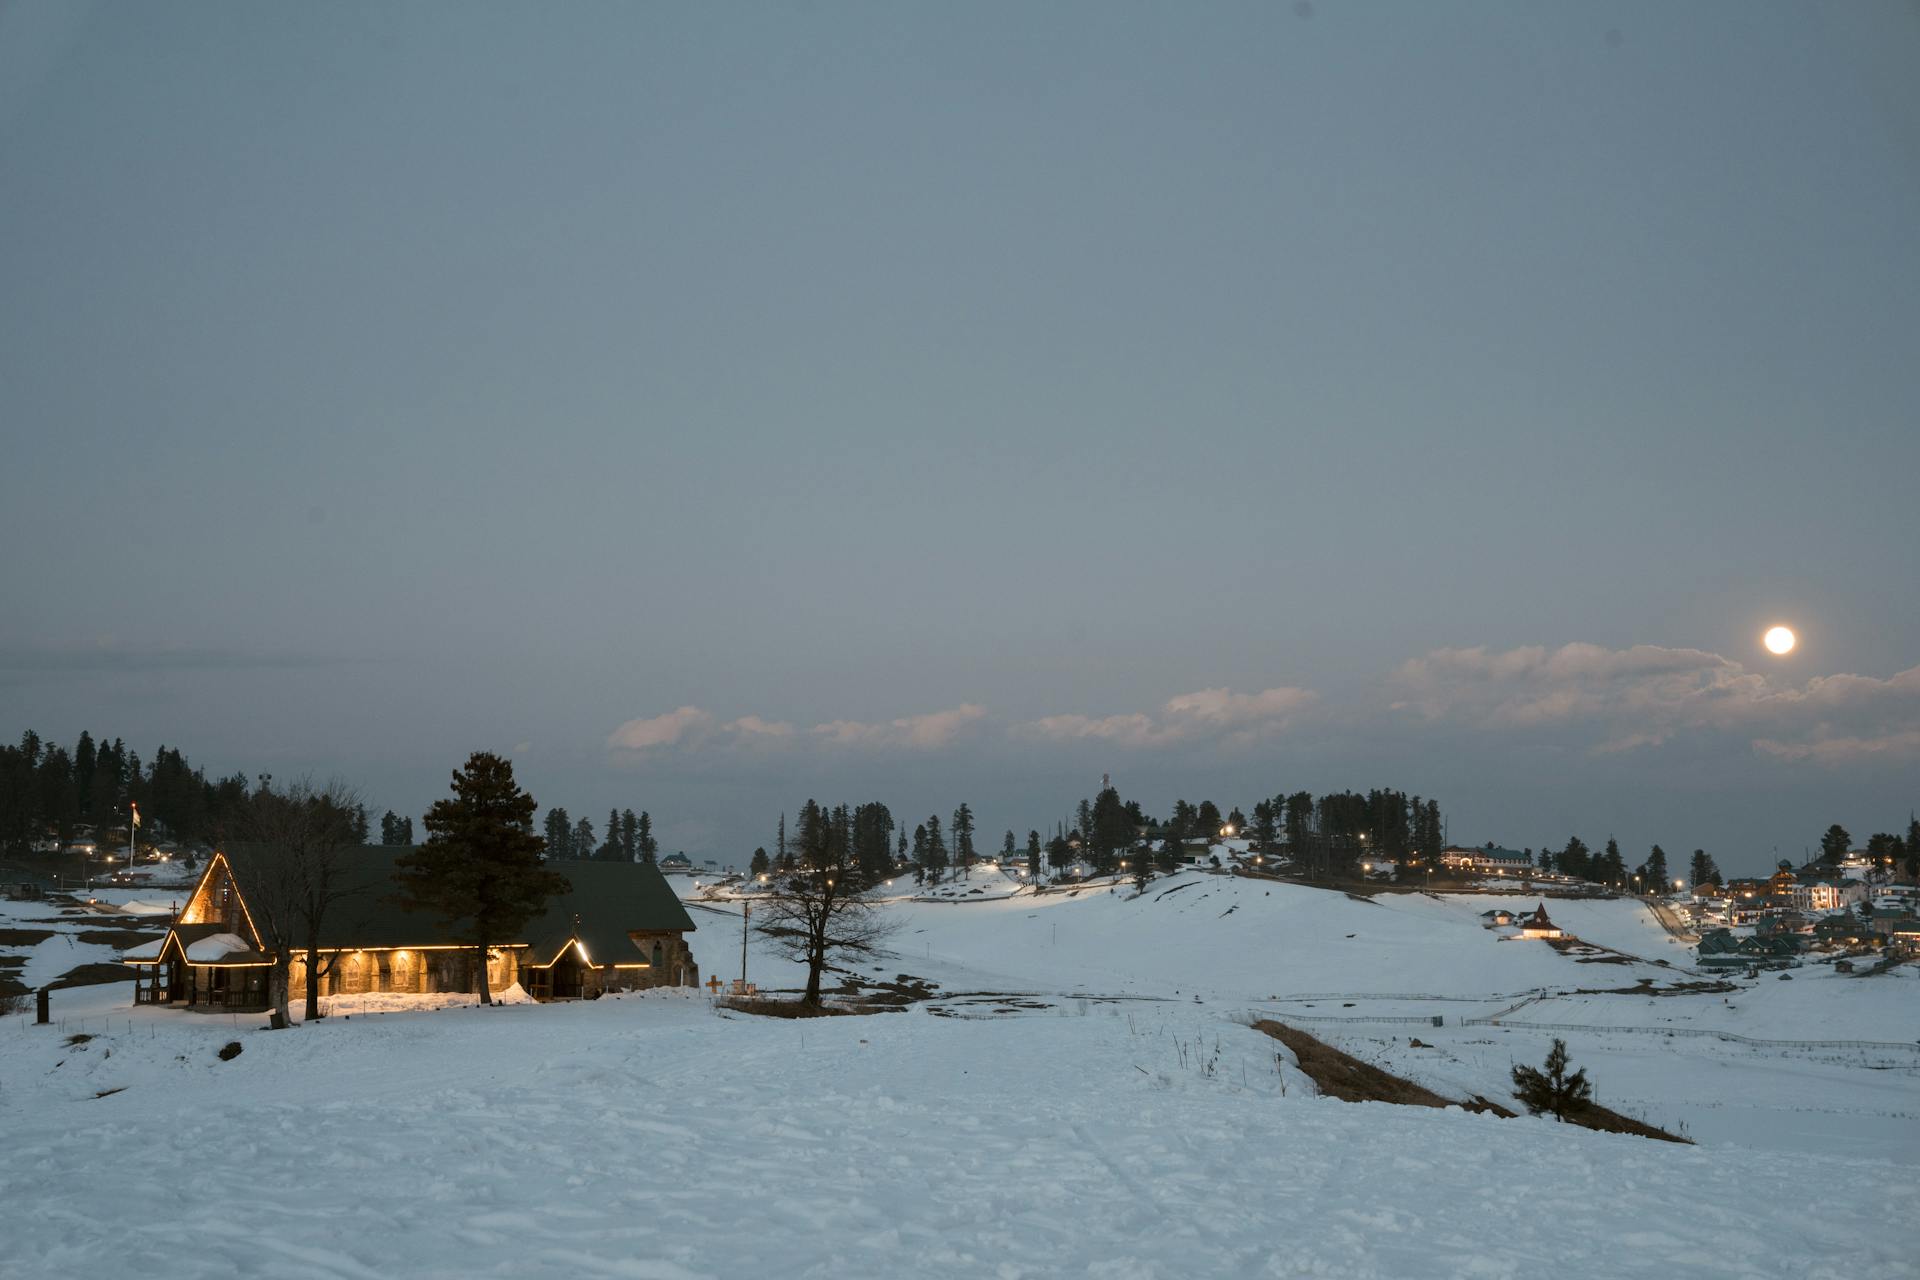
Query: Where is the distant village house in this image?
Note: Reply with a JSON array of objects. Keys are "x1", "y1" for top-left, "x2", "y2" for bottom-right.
[{"x1": 1517, "y1": 905, "x2": 1564, "y2": 940}]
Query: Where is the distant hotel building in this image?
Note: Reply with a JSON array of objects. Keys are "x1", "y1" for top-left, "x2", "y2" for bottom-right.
[{"x1": 1439, "y1": 845, "x2": 1533, "y2": 875}]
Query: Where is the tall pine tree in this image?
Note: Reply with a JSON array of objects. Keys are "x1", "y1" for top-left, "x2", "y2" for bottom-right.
[
  {"x1": 394, "y1": 752, "x2": 569, "y2": 1005},
  {"x1": 1596, "y1": 838, "x2": 1627, "y2": 886},
  {"x1": 952, "y1": 803, "x2": 976, "y2": 879},
  {"x1": 542, "y1": 807, "x2": 572, "y2": 859},
  {"x1": 1641, "y1": 844, "x2": 1670, "y2": 893},
  {"x1": 924, "y1": 814, "x2": 948, "y2": 885}
]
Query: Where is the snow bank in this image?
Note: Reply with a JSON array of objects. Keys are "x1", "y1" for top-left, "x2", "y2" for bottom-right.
[
  {"x1": 19, "y1": 935, "x2": 120, "y2": 988},
  {"x1": 183, "y1": 933, "x2": 252, "y2": 962},
  {"x1": 306, "y1": 981, "x2": 540, "y2": 1020}
]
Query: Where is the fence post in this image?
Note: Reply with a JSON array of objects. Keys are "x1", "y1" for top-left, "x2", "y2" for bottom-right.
[{"x1": 35, "y1": 987, "x2": 49, "y2": 1024}]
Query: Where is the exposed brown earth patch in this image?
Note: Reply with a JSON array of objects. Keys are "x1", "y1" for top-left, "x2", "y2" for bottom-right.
[
  {"x1": 716, "y1": 995, "x2": 898, "y2": 1018},
  {"x1": 75, "y1": 929, "x2": 165, "y2": 948},
  {"x1": 1251, "y1": 1020, "x2": 1686, "y2": 1142},
  {"x1": 49, "y1": 962, "x2": 141, "y2": 988}
]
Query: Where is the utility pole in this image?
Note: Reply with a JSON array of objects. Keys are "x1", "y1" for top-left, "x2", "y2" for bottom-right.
[{"x1": 739, "y1": 900, "x2": 751, "y2": 992}]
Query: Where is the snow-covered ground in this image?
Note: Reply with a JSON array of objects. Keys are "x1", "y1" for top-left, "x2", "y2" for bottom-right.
[
  {"x1": 4, "y1": 868, "x2": 1915, "y2": 1277},
  {"x1": 4, "y1": 983, "x2": 1914, "y2": 1280},
  {"x1": 673, "y1": 870, "x2": 1920, "y2": 1163},
  {"x1": 685, "y1": 869, "x2": 1691, "y2": 1001},
  {"x1": 1, "y1": 887, "x2": 161, "y2": 991}
]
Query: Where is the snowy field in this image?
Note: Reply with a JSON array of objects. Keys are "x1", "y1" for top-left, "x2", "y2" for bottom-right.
[
  {"x1": 4, "y1": 984, "x2": 1914, "y2": 1280},
  {"x1": 680, "y1": 869, "x2": 1698, "y2": 1002},
  {"x1": 673, "y1": 871, "x2": 1920, "y2": 1163},
  {"x1": 4, "y1": 868, "x2": 1916, "y2": 1277}
]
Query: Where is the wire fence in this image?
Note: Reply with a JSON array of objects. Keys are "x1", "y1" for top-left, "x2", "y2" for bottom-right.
[
  {"x1": 1462, "y1": 1017, "x2": 1920, "y2": 1054},
  {"x1": 1246, "y1": 1009, "x2": 1920, "y2": 1057},
  {"x1": 1260, "y1": 1013, "x2": 1447, "y2": 1027},
  {"x1": 1255, "y1": 991, "x2": 1538, "y2": 1004}
]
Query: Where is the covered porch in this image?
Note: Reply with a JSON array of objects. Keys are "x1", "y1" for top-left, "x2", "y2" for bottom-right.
[{"x1": 125, "y1": 926, "x2": 272, "y2": 1011}]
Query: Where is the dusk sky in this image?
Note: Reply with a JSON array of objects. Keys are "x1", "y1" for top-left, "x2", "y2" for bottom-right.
[{"x1": 4, "y1": 2, "x2": 1916, "y2": 873}]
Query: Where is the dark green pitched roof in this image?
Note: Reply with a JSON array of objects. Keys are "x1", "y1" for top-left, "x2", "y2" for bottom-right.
[
  {"x1": 219, "y1": 844, "x2": 435, "y2": 950},
  {"x1": 520, "y1": 860, "x2": 698, "y2": 965},
  {"x1": 216, "y1": 846, "x2": 694, "y2": 957}
]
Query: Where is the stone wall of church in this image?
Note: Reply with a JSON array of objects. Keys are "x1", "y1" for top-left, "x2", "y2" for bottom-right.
[
  {"x1": 625, "y1": 931, "x2": 699, "y2": 989},
  {"x1": 289, "y1": 947, "x2": 521, "y2": 999}
]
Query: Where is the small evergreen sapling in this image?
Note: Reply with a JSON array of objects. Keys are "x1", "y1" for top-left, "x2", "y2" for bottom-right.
[{"x1": 1511, "y1": 1038, "x2": 1593, "y2": 1121}]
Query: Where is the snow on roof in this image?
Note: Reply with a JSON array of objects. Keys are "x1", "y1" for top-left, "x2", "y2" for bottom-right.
[
  {"x1": 119, "y1": 899, "x2": 176, "y2": 917},
  {"x1": 184, "y1": 933, "x2": 254, "y2": 962},
  {"x1": 122, "y1": 938, "x2": 165, "y2": 962}
]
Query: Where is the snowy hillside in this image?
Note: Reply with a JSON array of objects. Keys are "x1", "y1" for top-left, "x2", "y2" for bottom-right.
[
  {"x1": 4, "y1": 869, "x2": 1916, "y2": 1278},
  {"x1": 679, "y1": 868, "x2": 1674, "y2": 997},
  {"x1": 671, "y1": 870, "x2": 1919, "y2": 1163}
]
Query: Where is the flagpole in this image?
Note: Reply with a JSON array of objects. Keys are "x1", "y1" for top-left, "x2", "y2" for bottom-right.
[{"x1": 127, "y1": 802, "x2": 140, "y2": 1006}]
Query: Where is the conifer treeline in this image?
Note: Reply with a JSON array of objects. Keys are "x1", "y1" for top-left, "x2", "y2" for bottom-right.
[
  {"x1": 0, "y1": 728, "x2": 428, "y2": 857},
  {"x1": 747, "y1": 784, "x2": 1452, "y2": 889},
  {"x1": 750, "y1": 801, "x2": 899, "y2": 882},
  {"x1": 0, "y1": 729, "x2": 251, "y2": 854},
  {"x1": 540, "y1": 805, "x2": 659, "y2": 863},
  {"x1": 0, "y1": 728, "x2": 681, "y2": 867}
]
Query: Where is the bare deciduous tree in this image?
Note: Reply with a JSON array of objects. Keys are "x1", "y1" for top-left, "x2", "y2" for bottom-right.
[
  {"x1": 237, "y1": 777, "x2": 367, "y2": 1029},
  {"x1": 756, "y1": 800, "x2": 895, "y2": 1008}
]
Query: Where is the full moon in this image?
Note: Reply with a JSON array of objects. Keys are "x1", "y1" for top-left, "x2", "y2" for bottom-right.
[{"x1": 1763, "y1": 626, "x2": 1796, "y2": 655}]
